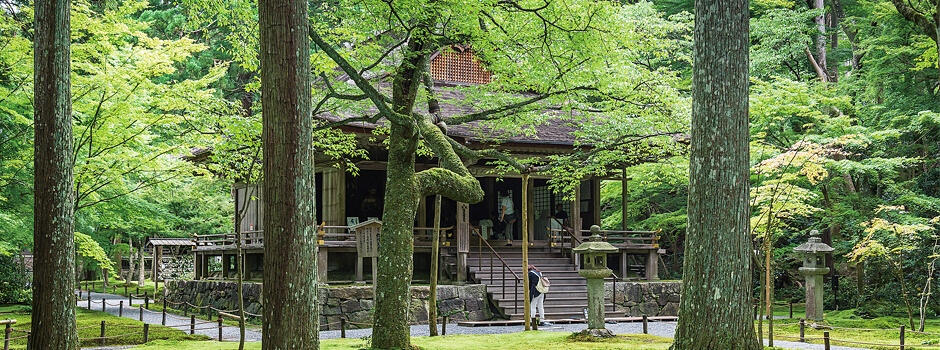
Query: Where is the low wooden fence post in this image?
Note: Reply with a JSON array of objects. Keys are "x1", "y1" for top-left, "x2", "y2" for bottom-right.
[
  {"x1": 139, "y1": 305, "x2": 143, "y2": 321},
  {"x1": 143, "y1": 324, "x2": 149, "y2": 343},
  {"x1": 823, "y1": 331, "x2": 830, "y2": 350},
  {"x1": 4, "y1": 322, "x2": 11, "y2": 350},
  {"x1": 119, "y1": 301, "x2": 124, "y2": 317},
  {"x1": 340, "y1": 317, "x2": 346, "y2": 338},
  {"x1": 900, "y1": 325, "x2": 905, "y2": 350},
  {"x1": 190, "y1": 316, "x2": 195, "y2": 335},
  {"x1": 442, "y1": 315, "x2": 448, "y2": 336},
  {"x1": 162, "y1": 299, "x2": 167, "y2": 326},
  {"x1": 87, "y1": 296, "x2": 91, "y2": 309},
  {"x1": 100, "y1": 321, "x2": 106, "y2": 346},
  {"x1": 124, "y1": 285, "x2": 128, "y2": 297},
  {"x1": 788, "y1": 302, "x2": 793, "y2": 319},
  {"x1": 642, "y1": 315, "x2": 648, "y2": 334},
  {"x1": 145, "y1": 293, "x2": 149, "y2": 309},
  {"x1": 217, "y1": 317, "x2": 223, "y2": 341},
  {"x1": 799, "y1": 319, "x2": 805, "y2": 342},
  {"x1": 101, "y1": 298, "x2": 106, "y2": 312}
]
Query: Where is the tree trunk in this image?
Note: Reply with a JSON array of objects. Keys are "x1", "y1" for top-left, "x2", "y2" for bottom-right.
[
  {"x1": 670, "y1": 0, "x2": 759, "y2": 345},
  {"x1": 259, "y1": 0, "x2": 319, "y2": 347},
  {"x1": 31, "y1": 0, "x2": 78, "y2": 347},
  {"x1": 114, "y1": 236, "x2": 123, "y2": 283},
  {"x1": 373, "y1": 120, "x2": 421, "y2": 349},
  {"x1": 127, "y1": 240, "x2": 136, "y2": 283},
  {"x1": 814, "y1": 0, "x2": 829, "y2": 82},
  {"x1": 137, "y1": 242, "x2": 145, "y2": 287}
]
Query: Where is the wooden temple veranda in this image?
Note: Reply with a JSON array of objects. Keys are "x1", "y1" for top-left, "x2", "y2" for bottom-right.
[{"x1": 188, "y1": 46, "x2": 667, "y2": 318}]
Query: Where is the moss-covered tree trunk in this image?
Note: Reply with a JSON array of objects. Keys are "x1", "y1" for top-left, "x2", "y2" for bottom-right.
[
  {"x1": 670, "y1": 0, "x2": 759, "y2": 346},
  {"x1": 31, "y1": 0, "x2": 78, "y2": 347},
  {"x1": 370, "y1": 37, "x2": 484, "y2": 349},
  {"x1": 259, "y1": 0, "x2": 318, "y2": 347}
]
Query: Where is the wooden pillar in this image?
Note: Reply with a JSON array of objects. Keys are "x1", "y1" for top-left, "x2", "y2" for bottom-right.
[
  {"x1": 317, "y1": 247, "x2": 328, "y2": 283},
  {"x1": 193, "y1": 252, "x2": 201, "y2": 280},
  {"x1": 221, "y1": 253, "x2": 230, "y2": 279},
  {"x1": 646, "y1": 251, "x2": 659, "y2": 281},
  {"x1": 621, "y1": 252, "x2": 629, "y2": 280},
  {"x1": 356, "y1": 256, "x2": 363, "y2": 283},
  {"x1": 592, "y1": 179, "x2": 601, "y2": 228},
  {"x1": 152, "y1": 246, "x2": 161, "y2": 282},
  {"x1": 201, "y1": 254, "x2": 209, "y2": 279},
  {"x1": 322, "y1": 167, "x2": 346, "y2": 226},
  {"x1": 371, "y1": 257, "x2": 377, "y2": 286},
  {"x1": 526, "y1": 179, "x2": 535, "y2": 243},
  {"x1": 417, "y1": 196, "x2": 428, "y2": 228},
  {"x1": 572, "y1": 181, "x2": 582, "y2": 236},
  {"x1": 456, "y1": 202, "x2": 470, "y2": 283}
]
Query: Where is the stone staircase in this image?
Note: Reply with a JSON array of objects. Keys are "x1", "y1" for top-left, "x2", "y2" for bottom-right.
[{"x1": 468, "y1": 246, "x2": 623, "y2": 320}]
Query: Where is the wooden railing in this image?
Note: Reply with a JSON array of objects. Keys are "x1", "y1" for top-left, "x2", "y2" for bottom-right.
[
  {"x1": 472, "y1": 226, "x2": 523, "y2": 314},
  {"x1": 193, "y1": 226, "x2": 455, "y2": 250}
]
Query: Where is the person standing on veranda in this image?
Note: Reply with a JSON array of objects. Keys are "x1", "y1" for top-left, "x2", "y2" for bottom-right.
[{"x1": 499, "y1": 191, "x2": 517, "y2": 246}]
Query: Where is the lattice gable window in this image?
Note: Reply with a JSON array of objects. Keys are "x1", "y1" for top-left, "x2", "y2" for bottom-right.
[{"x1": 429, "y1": 45, "x2": 492, "y2": 85}]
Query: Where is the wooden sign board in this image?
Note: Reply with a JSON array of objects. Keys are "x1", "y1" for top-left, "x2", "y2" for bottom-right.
[
  {"x1": 457, "y1": 202, "x2": 470, "y2": 253},
  {"x1": 352, "y1": 219, "x2": 382, "y2": 257}
]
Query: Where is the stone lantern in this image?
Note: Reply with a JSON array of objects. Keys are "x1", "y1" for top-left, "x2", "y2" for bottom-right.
[
  {"x1": 573, "y1": 225, "x2": 619, "y2": 337},
  {"x1": 793, "y1": 230, "x2": 833, "y2": 320}
]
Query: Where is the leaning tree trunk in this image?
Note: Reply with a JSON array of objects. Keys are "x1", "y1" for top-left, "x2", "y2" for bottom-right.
[
  {"x1": 670, "y1": 0, "x2": 759, "y2": 345},
  {"x1": 31, "y1": 0, "x2": 77, "y2": 347},
  {"x1": 259, "y1": 0, "x2": 319, "y2": 347}
]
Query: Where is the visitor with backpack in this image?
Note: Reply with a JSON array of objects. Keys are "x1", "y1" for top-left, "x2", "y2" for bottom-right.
[{"x1": 528, "y1": 264, "x2": 552, "y2": 326}]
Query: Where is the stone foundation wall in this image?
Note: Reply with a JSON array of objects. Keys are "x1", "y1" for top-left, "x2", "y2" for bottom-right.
[
  {"x1": 165, "y1": 281, "x2": 495, "y2": 329},
  {"x1": 605, "y1": 281, "x2": 682, "y2": 317}
]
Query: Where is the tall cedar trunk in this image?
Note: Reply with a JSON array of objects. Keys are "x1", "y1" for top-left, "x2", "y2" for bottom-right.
[
  {"x1": 372, "y1": 36, "x2": 425, "y2": 350},
  {"x1": 127, "y1": 240, "x2": 136, "y2": 282},
  {"x1": 814, "y1": 0, "x2": 828, "y2": 81},
  {"x1": 259, "y1": 0, "x2": 319, "y2": 347},
  {"x1": 114, "y1": 236, "x2": 123, "y2": 282},
  {"x1": 137, "y1": 242, "x2": 145, "y2": 286},
  {"x1": 670, "y1": 0, "x2": 759, "y2": 345},
  {"x1": 31, "y1": 0, "x2": 78, "y2": 347}
]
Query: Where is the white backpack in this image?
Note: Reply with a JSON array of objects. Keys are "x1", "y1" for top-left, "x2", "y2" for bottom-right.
[{"x1": 536, "y1": 275, "x2": 550, "y2": 293}]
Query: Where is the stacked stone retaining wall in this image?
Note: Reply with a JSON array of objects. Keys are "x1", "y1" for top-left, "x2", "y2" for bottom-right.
[
  {"x1": 605, "y1": 281, "x2": 682, "y2": 317},
  {"x1": 165, "y1": 281, "x2": 494, "y2": 329}
]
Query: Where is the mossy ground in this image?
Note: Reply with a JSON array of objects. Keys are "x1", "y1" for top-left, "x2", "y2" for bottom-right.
[
  {"x1": 759, "y1": 308, "x2": 940, "y2": 349},
  {"x1": 0, "y1": 304, "x2": 208, "y2": 349}
]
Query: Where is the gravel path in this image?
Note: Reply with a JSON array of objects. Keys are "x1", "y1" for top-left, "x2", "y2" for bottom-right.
[
  {"x1": 77, "y1": 291, "x2": 865, "y2": 349},
  {"x1": 77, "y1": 291, "x2": 261, "y2": 342}
]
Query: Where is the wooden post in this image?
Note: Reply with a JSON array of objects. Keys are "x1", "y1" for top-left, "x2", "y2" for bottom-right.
[
  {"x1": 522, "y1": 174, "x2": 531, "y2": 331},
  {"x1": 119, "y1": 301, "x2": 123, "y2": 317},
  {"x1": 355, "y1": 256, "x2": 363, "y2": 283},
  {"x1": 124, "y1": 285, "x2": 128, "y2": 297},
  {"x1": 101, "y1": 298, "x2": 105, "y2": 312},
  {"x1": 900, "y1": 325, "x2": 905, "y2": 350},
  {"x1": 442, "y1": 315, "x2": 448, "y2": 336},
  {"x1": 190, "y1": 315, "x2": 195, "y2": 335},
  {"x1": 145, "y1": 293, "x2": 149, "y2": 309},
  {"x1": 162, "y1": 299, "x2": 167, "y2": 325},
  {"x1": 646, "y1": 250, "x2": 659, "y2": 281},
  {"x1": 143, "y1": 324, "x2": 149, "y2": 343},
  {"x1": 457, "y1": 201, "x2": 470, "y2": 283},
  {"x1": 340, "y1": 317, "x2": 346, "y2": 338},
  {"x1": 218, "y1": 317, "x2": 223, "y2": 341},
  {"x1": 99, "y1": 321, "x2": 106, "y2": 346},
  {"x1": 823, "y1": 331, "x2": 830, "y2": 350},
  {"x1": 789, "y1": 302, "x2": 793, "y2": 318},
  {"x1": 87, "y1": 295, "x2": 91, "y2": 309},
  {"x1": 5, "y1": 323, "x2": 11, "y2": 350},
  {"x1": 642, "y1": 315, "x2": 648, "y2": 334},
  {"x1": 317, "y1": 247, "x2": 328, "y2": 283},
  {"x1": 139, "y1": 306, "x2": 143, "y2": 321},
  {"x1": 128, "y1": 291, "x2": 132, "y2": 304},
  {"x1": 532, "y1": 318, "x2": 538, "y2": 331},
  {"x1": 429, "y1": 194, "x2": 442, "y2": 337},
  {"x1": 799, "y1": 319, "x2": 805, "y2": 342}
]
